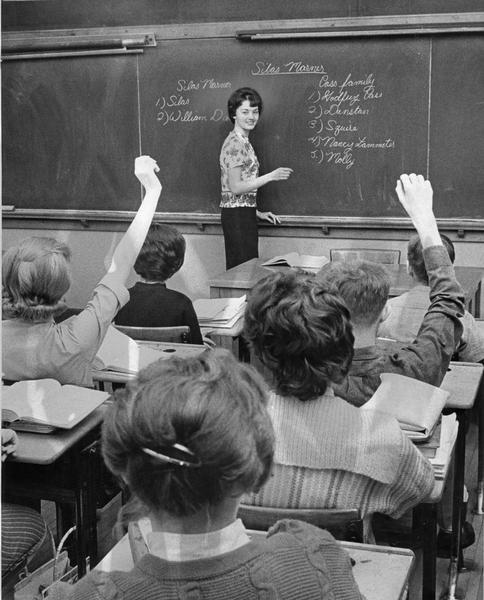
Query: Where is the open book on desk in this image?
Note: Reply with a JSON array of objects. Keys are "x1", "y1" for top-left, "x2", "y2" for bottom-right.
[
  {"x1": 362, "y1": 373, "x2": 449, "y2": 441},
  {"x1": 261, "y1": 252, "x2": 329, "y2": 272},
  {"x1": 1, "y1": 379, "x2": 108, "y2": 433},
  {"x1": 94, "y1": 326, "x2": 206, "y2": 375},
  {"x1": 194, "y1": 295, "x2": 246, "y2": 328}
]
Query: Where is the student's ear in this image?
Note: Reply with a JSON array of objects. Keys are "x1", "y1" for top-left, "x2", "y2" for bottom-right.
[{"x1": 379, "y1": 304, "x2": 390, "y2": 324}]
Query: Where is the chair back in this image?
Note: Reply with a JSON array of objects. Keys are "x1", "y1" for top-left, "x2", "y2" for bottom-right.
[
  {"x1": 113, "y1": 324, "x2": 190, "y2": 343},
  {"x1": 237, "y1": 504, "x2": 363, "y2": 543},
  {"x1": 330, "y1": 248, "x2": 401, "y2": 264}
]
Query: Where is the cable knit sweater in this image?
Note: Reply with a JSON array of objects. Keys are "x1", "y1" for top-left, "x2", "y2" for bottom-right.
[
  {"x1": 49, "y1": 520, "x2": 364, "y2": 600},
  {"x1": 246, "y1": 390, "x2": 434, "y2": 519}
]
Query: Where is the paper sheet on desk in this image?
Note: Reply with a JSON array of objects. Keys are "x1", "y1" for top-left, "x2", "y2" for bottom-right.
[
  {"x1": 94, "y1": 326, "x2": 167, "y2": 374},
  {"x1": 194, "y1": 296, "x2": 246, "y2": 326}
]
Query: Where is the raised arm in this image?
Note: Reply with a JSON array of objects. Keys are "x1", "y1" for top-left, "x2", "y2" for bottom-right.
[{"x1": 107, "y1": 156, "x2": 162, "y2": 284}]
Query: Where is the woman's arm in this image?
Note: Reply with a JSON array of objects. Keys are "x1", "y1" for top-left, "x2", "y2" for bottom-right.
[
  {"x1": 107, "y1": 156, "x2": 162, "y2": 284},
  {"x1": 227, "y1": 165, "x2": 292, "y2": 195}
]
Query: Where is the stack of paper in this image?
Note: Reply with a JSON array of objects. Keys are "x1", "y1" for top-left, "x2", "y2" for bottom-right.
[
  {"x1": 194, "y1": 295, "x2": 246, "y2": 329},
  {"x1": 261, "y1": 252, "x2": 329, "y2": 272},
  {"x1": 362, "y1": 373, "x2": 449, "y2": 441},
  {"x1": 429, "y1": 413, "x2": 458, "y2": 479}
]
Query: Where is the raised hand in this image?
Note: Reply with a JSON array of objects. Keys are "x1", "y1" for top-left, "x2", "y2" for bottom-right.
[
  {"x1": 134, "y1": 155, "x2": 162, "y2": 192},
  {"x1": 395, "y1": 173, "x2": 439, "y2": 247}
]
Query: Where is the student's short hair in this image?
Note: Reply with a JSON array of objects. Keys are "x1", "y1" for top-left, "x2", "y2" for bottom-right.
[
  {"x1": 244, "y1": 271, "x2": 354, "y2": 401},
  {"x1": 133, "y1": 223, "x2": 185, "y2": 282},
  {"x1": 317, "y1": 260, "x2": 390, "y2": 327},
  {"x1": 407, "y1": 233, "x2": 455, "y2": 285},
  {"x1": 227, "y1": 87, "x2": 263, "y2": 124},
  {"x1": 2, "y1": 237, "x2": 71, "y2": 321},
  {"x1": 102, "y1": 349, "x2": 274, "y2": 518}
]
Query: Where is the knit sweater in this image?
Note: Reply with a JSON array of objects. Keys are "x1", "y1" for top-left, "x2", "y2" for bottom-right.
[
  {"x1": 49, "y1": 520, "x2": 364, "y2": 600},
  {"x1": 246, "y1": 390, "x2": 434, "y2": 519},
  {"x1": 332, "y1": 246, "x2": 464, "y2": 406}
]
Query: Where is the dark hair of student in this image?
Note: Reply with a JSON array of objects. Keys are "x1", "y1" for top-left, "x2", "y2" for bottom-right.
[
  {"x1": 317, "y1": 260, "x2": 390, "y2": 327},
  {"x1": 227, "y1": 87, "x2": 263, "y2": 124},
  {"x1": 244, "y1": 271, "x2": 354, "y2": 402},
  {"x1": 407, "y1": 232, "x2": 455, "y2": 285},
  {"x1": 133, "y1": 223, "x2": 186, "y2": 282},
  {"x1": 2, "y1": 237, "x2": 71, "y2": 321},
  {"x1": 102, "y1": 349, "x2": 274, "y2": 518}
]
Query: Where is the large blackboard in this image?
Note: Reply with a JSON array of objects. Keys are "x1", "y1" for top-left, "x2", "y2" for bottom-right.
[{"x1": 3, "y1": 34, "x2": 484, "y2": 221}]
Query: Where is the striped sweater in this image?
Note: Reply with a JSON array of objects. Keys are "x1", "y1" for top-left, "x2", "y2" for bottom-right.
[{"x1": 246, "y1": 390, "x2": 434, "y2": 519}]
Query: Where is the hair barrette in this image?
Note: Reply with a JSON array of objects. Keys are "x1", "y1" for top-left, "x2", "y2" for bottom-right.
[{"x1": 142, "y1": 443, "x2": 202, "y2": 468}]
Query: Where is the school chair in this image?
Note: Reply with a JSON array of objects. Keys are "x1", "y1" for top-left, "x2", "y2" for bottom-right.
[
  {"x1": 330, "y1": 248, "x2": 401, "y2": 264},
  {"x1": 113, "y1": 324, "x2": 190, "y2": 344},
  {"x1": 237, "y1": 504, "x2": 366, "y2": 543}
]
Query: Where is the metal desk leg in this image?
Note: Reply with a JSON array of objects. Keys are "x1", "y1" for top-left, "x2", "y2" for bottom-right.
[
  {"x1": 478, "y1": 383, "x2": 484, "y2": 515},
  {"x1": 413, "y1": 502, "x2": 438, "y2": 600},
  {"x1": 445, "y1": 409, "x2": 467, "y2": 600}
]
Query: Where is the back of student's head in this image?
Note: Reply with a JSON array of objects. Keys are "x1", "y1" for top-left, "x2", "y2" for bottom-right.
[
  {"x1": 102, "y1": 349, "x2": 274, "y2": 518},
  {"x1": 133, "y1": 223, "x2": 185, "y2": 282},
  {"x1": 2, "y1": 237, "x2": 71, "y2": 321},
  {"x1": 407, "y1": 232, "x2": 455, "y2": 284},
  {"x1": 317, "y1": 260, "x2": 390, "y2": 327},
  {"x1": 244, "y1": 271, "x2": 354, "y2": 402}
]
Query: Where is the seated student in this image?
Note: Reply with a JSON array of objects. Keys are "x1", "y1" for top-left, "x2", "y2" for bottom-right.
[
  {"x1": 378, "y1": 233, "x2": 484, "y2": 363},
  {"x1": 2, "y1": 429, "x2": 52, "y2": 584},
  {"x1": 243, "y1": 269, "x2": 434, "y2": 524},
  {"x1": 317, "y1": 175, "x2": 465, "y2": 407},
  {"x1": 114, "y1": 223, "x2": 203, "y2": 344},
  {"x1": 2, "y1": 156, "x2": 162, "y2": 387},
  {"x1": 49, "y1": 350, "x2": 363, "y2": 600}
]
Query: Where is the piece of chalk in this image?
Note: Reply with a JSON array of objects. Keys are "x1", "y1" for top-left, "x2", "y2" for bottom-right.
[{"x1": 1, "y1": 205, "x2": 15, "y2": 211}]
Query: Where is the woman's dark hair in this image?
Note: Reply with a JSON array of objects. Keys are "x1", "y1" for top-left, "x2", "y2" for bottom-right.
[
  {"x1": 102, "y1": 349, "x2": 274, "y2": 518},
  {"x1": 407, "y1": 232, "x2": 455, "y2": 285},
  {"x1": 227, "y1": 87, "x2": 263, "y2": 124},
  {"x1": 2, "y1": 237, "x2": 71, "y2": 321},
  {"x1": 133, "y1": 223, "x2": 185, "y2": 282},
  {"x1": 244, "y1": 271, "x2": 354, "y2": 401}
]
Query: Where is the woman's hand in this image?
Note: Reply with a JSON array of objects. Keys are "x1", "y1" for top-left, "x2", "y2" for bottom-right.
[
  {"x1": 134, "y1": 155, "x2": 162, "y2": 193},
  {"x1": 2, "y1": 428, "x2": 18, "y2": 462},
  {"x1": 268, "y1": 167, "x2": 293, "y2": 182},
  {"x1": 257, "y1": 210, "x2": 281, "y2": 225}
]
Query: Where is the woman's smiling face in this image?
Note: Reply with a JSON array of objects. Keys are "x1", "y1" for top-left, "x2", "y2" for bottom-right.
[{"x1": 234, "y1": 100, "x2": 260, "y2": 134}]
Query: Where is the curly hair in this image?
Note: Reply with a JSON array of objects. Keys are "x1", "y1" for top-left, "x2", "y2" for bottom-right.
[
  {"x1": 133, "y1": 223, "x2": 185, "y2": 282},
  {"x1": 407, "y1": 233, "x2": 455, "y2": 285},
  {"x1": 227, "y1": 87, "x2": 263, "y2": 124},
  {"x1": 102, "y1": 349, "x2": 274, "y2": 518},
  {"x1": 2, "y1": 237, "x2": 71, "y2": 321},
  {"x1": 244, "y1": 271, "x2": 354, "y2": 402},
  {"x1": 317, "y1": 260, "x2": 390, "y2": 327}
]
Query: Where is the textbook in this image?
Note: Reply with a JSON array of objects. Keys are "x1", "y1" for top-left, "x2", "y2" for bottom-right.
[
  {"x1": 362, "y1": 373, "x2": 449, "y2": 441},
  {"x1": 193, "y1": 295, "x2": 246, "y2": 328},
  {"x1": 94, "y1": 326, "x2": 170, "y2": 375},
  {"x1": 1, "y1": 379, "x2": 108, "y2": 433},
  {"x1": 416, "y1": 419, "x2": 441, "y2": 458},
  {"x1": 429, "y1": 413, "x2": 458, "y2": 479},
  {"x1": 261, "y1": 252, "x2": 329, "y2": 272}
]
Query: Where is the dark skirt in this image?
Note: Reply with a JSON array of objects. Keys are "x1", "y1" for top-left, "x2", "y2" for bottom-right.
[{"x1": 221, "y1": 206, "x2": 258, "y2": 270}]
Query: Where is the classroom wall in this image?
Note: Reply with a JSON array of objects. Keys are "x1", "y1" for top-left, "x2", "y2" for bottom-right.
[{"x1": 3, "y1": 226, "x2": 484, "y2": 314}]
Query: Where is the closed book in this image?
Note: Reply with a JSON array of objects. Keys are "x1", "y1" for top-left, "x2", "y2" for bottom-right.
[
  {"x1": 1, "y1": 379, "x2": 108, "y2": 433},
  {"x1": 415, "y1": 420, "x2": 441, "y2": 458},
  {"x1": 362, "y1": 373, "x2": 449, "y2": 441}
]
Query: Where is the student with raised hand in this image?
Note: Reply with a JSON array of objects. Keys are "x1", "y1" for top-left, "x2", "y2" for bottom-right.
[
  {"x1": 2, "y1": 156, "x2": 162, "y2": 387},
  {"x1": 243, "y1": 269, "x2": 434, "y2": 526},
  {"x1": 318, "y1": 173, "x2": 465, "y2": 406},
  {"x1": 378, "y1": 232, "x2": 484, "y2": 363},
  {"x1": 49, "y1": 350, "x2": 363, "y2": 600}
]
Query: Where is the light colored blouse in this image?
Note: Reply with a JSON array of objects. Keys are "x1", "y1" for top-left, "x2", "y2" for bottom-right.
[{"x1": 219, "y1": 130, "x2": 259, "y2": 208}]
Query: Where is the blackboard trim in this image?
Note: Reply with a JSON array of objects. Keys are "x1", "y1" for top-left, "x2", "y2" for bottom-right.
[{"x1": 4, "y1": 209, "x2": 484, "y2": 231}]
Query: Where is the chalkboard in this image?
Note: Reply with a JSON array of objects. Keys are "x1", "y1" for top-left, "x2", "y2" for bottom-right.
[{"x1": 2, "y1": 34, "x2": 484, "y2": 221}]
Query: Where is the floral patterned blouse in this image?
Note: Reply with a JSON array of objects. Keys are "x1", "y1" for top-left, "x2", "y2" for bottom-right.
[{"x1": 219, "y1": 130, "x2": 259, "y2": 208}]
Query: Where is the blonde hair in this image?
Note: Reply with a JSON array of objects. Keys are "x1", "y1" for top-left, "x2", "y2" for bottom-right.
[{"x1": 2, "y1": 237, "x2": 71, "y2": 321}]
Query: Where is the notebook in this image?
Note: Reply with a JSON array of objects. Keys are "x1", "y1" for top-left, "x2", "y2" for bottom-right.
[
  {"x1": 1, "y1": 379, "x2": 108, "y2": 433},
  {"x1": 362, "y1": 373, "x2": 449, "y2": 441},
  {"x1": 261, "y1": 252, "x2": 329, "y2": 272},
  {"x1": 193, "y1": 296, "x2": 246, "y2": 328}
]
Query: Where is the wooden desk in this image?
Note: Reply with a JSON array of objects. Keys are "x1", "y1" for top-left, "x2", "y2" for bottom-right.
[
  {"x1": 201, "y1": 316, "x2": 248, "y2": 362},
  {"x1": 2, "y1": 406, "x2": 106, "y2": 576},
  {"x1": 209, "y1": 258, "x2": 483, "y2": 317},
  {"x1": 95, "y1": 531, "x2": 414, "y2": 600}
]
